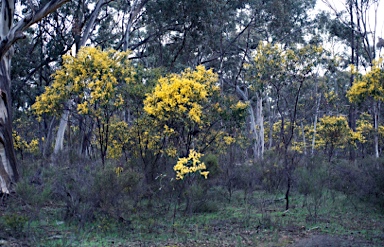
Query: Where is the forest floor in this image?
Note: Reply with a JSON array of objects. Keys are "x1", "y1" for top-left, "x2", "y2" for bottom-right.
[{"x1": 1, "y1": 190, "x2": 383, "y2": 246}]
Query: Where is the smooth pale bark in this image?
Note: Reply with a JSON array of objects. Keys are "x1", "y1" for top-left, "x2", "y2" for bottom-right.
[
  {"x1": 42, "y1": 117, "x2": 56, "y2": 157},
  {"x1": 311, "y1": 93, "x2": 321, "y2": 155},
  {"x1": 0, "y1": 0, "x2": 70, "y2": 193},
  {"x1": 373, "y1": 101, "x2": 380, "y2": 158},
  {"x1": 54, "y1": 110, "x2": 69, "y2": 154},
  {"x1": 254, "y1": 95, "x2": 264, "y2": 159},
  {"x1": 54, "y1": 0, "x2": 105, "y2": 154},
  {"x1": 123, "y1": 0, "x2": 149, "y2": 51},
  {"x1": 0, "y1": 51, "x2": 17, "y2": 193},
  {"x1": 236, "y1": 86, "x2": 264, "y2": 160},
  {"x1": 301, "y1": 122, "x2": 306, "y2": 155}
]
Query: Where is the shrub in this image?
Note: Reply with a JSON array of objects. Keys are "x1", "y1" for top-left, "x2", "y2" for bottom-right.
[
  {"x1": 2, "y1": 213, "x2": 28, "y2": 238},
  {"x1": 192, "y1": 200, "x2": 219, "y2": 213},
  {"x1": 295, "y1": 157, "x2": 328, "y2": 220},
  {"x1": 330, "y1": 157, "x2": 384, "y2": 209}
]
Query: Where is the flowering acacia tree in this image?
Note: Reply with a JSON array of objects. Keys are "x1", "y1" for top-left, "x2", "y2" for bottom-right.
[
  {"x1": 316, "y1": 116, "x2": 363, "y2": 161},
  {"x1": 347, "y1": 59, "x2": 384, "y2": 158},
  {"x1": 33, "y1": 47, "x2": 134, "y2": 165},
  {"x1": 143, "y1": 65, "x2": 247, "y2": 179}
]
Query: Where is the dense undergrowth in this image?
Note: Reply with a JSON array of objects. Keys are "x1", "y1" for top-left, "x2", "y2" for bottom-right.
[{"x1": 1, "y1": 152, "x2": 384, "y2": 246}]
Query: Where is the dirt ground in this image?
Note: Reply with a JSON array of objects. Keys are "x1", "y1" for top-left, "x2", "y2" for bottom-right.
[
  {"x1": 289, "y1": 234, "x2": 378, "y2": 247},
  {"x1": 0, "y1": 234, "x2": 381, "y2": 247}
]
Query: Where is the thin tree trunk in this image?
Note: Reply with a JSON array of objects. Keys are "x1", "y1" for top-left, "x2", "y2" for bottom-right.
[
  {"x1": 374, "y1": 101, "x2": 379, "y2": 158},
  {"x1": 42, "y1": 116, "x2": 56, "y2": 157},
  {"x1": 0, "y1": 0, "x2": 69, "y2": 193},
  {"x1": 54, "y1": 110, "x2": 69, "y2": 154},
  {"x1": 255, "y1": 95, "x2": 264, "y2": 159},
  {"x1": 312, "y1": 93, "x2": 321, "y2": 155},
  {"x1": 348, "y1": 1, "x2": 357, "y2": 160},
  {"x1": 53, "y1": 0, "x2": 105, "y2": 154},
  {"x1": 301, "y1": 122, "x2": 306, "y2": 155},
  {"x1": 123, "y1": 0, "x2": 149, "y2": 51},
  {"x1": 248, "y1": 105, "x2": 259, "y2": 159},
  {"x1": 236, "y1": 86, "x2": 264, "y2": 160}
]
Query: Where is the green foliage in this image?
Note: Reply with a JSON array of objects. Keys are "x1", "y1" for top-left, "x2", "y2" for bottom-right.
[
  {"x1": 248, "y1": 42, "x2": 324, "y2": 89},
  {"x1": 202, "y1": 154, "x2": 220, "y2": 177},
  {"x1": 260, "y1": 152, "x2": 285, "y2": 192},
  {"x1": 2, "y1": 213, "x2": 28, "y2": 238},
  {"x1": 16, "y1": 178, "x2": 53, "y2": 207},
  {"x1": 192, "y1": 199, "x2": 219, "y2": 214},
  {"x1": 330, "y1": 157, "x2": 384, "y2": 208},
  {"x1": 92, "y1": 163, "x2": 142, "y2": 209},
  {"x1": 296, "y1": 157, "x2": 329, "y2": 221}
]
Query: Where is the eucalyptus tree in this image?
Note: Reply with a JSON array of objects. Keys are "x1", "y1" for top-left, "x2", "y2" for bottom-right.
[
  {"x1": 0, "y1": 0, "x2": 70, "y2": 194},
  {"x1": 138, "y1": 0, "x2": 242, "y2": 71},
  {"x1": 247, "y1": 42, "x2": 324, "y2": 209},
  {"x1": 12, "y1": 5, "x2": 76, "y2": 157},
  {"x1": 321, "y1": 0, "x2": 382, "y2": 158},
  {"x1": 225, "y1": 0, "x2": 318, "y2": 161}
]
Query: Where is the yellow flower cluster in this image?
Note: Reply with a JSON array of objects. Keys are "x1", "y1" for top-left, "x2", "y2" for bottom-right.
[
  {"x1": 12, "y1": 131, "x2": 40, "y2": 154},
  {"x1": 317, "y1": 116, "x2": 359, "y2": 148},
  {"x1": 347, "y1": 58, "x2": 384, "y2": 103},
  {"x1": 114, "y1": 166, "x2": 124, "y2": 177},
  {"x1": 251, "y1": 42, "x2": 323, "y2": 86},
  {"x1": 33, "y1": 47, "x2": 133, "y2": 118},
  {"x1": 144, "y1": 65, "x2": 218, "y2": 124},
  {"x1": 223, "y1": 136, "x2": 235, "y2": 145},
  {"x1": 173, "y1": 149, "x2": 209, "y2": 180},
  {"x1": 231, "y1": 101, "x2": 248, "y2": 111}
]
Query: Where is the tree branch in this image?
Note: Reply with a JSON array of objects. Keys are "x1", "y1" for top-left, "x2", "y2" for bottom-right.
[{"x1": 0, "y1": 0, "x2": 70, "y2": 60}]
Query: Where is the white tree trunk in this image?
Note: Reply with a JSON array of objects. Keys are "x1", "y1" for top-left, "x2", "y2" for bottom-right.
[
  {"x1": 0, "y1": 0, "x2": 69, "y2": 193},
  {"x1": 0, "y1": 54, "x2": 18, "y2": 193},
  {"x1": 254, "y1": 95, "x2": 264, "y2": 159},
  {"x1": 311, "y1": 93, "x2": 321, "y2": 155},
  {"x1": 123, "y1": 0, "x2": 149, "y2": 51},
  {"x1": 54, "y1": 110, "x2": 69, "y2": 154},
  {"x1": 374, "y1": 101, "x2": 380, "y2": 158},
  {"x1": 301, "y1": 122, "x2": 306, "y2": 155},
  {"x1": 236, "y1": 86, "x2": 264, "y2": 160},
  {"x1": 54, "y1": 0, "x2": 105, "y2": 154}
]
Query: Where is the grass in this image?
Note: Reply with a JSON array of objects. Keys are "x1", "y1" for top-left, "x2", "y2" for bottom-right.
[{"x1": 1, "y1": 188, "x2": 383, "y2": 246}]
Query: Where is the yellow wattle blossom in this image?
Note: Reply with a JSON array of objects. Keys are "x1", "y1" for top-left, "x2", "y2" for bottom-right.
[
  {"x1": 115, "y1": 166, "x2": 124, "y2": 177},
  {"x1": 12, "y1": 131, "x2": 40, "y2": 154},
  {"x1": 200, "y1": 171, "x2": 209, "y2": 179},
  {"x1": 165, "y1": 147, "x2": 178, "y2": 157},
  {"x1": 143, "y1": 65, "x2": 218, "y2": 124},
  {"x1": 347, "y1": 58, "x2": 384, "y2": 103},
  {"x1": 223, "y1": 136, "x2": 235, "y2": 145},
  {"x1": 32, "y1": 46, "x2": 134, "y2": 118},
  {"x1": 173, "y1": 149, "x2": 209, "y2": 180}
]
